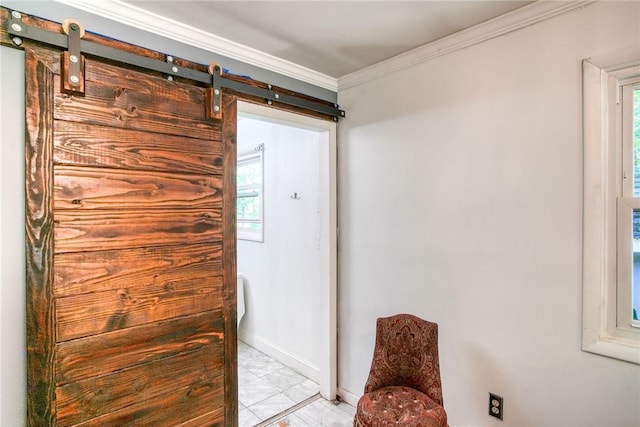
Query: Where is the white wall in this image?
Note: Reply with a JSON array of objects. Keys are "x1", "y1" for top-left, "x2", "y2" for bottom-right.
[
  {"x1": 0, "y1": 45, "x2": 26, "y2": 427},
  {"x1": 237, "y1": 118, "x2": 323, "y2": 380},
  {"x1": 337, "y1": 2, "x2": 640, "y2": 426}
]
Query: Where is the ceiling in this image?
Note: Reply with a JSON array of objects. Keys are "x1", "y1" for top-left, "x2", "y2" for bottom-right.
[{"x1": 122, "y1": 1, "x2": 534, "y2": 78}]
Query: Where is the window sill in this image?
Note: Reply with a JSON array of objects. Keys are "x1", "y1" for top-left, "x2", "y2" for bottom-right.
[
  {"x1": 238, "y1": 231, "x2": 263, "y2": 242},
  {"x1": 582, "y1": 329, "x2": 640, "y2": 364}
]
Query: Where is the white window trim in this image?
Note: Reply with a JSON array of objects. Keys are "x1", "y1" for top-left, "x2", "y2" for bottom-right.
[
  {"x1": 237, "y1": 149, "x2": 264, "y2": 242},
  {"x1": 582, "y1": 59, "x2": 640, "y2": 364},
  {"x1": 620, "y1": 78, "x2": 640, "y2": 334}
]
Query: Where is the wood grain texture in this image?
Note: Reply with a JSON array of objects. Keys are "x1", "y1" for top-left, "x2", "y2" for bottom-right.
[
  {"x1": 24, "y1": 44, "x2": 58, "y2": 427},
  {"x1": 54, "y1": 243, "x2": 222, "y2": 297},
  {"x1": 56, "y1": 275, "x2": 223, "y2": 341},
  {"x1": 56, "y1": 311, "x2": 224, "y2": 385},
  {"x1": 54, "y1": 121, "x2": 223, "y2": 174},
  {"x1": 222, "y1": 94, "x2": 239, "y2": 427},
  {"x1": 71, "y1": 384, "x2": 224, "y2": 427},
  {"x1": 176, "y1": 410, "x2": 225, "y2": 427},
  {"x1": 54, "y1": 166, "x2": 222, "y2": 210},
  {"x1": 53, "y1": 74, "x2": 218, "y2": 139},
  {"x1": 54, "y1": 209, "x2": 222, "y2": 253},
  {"x1": 56, "y1": 344, "x2": 224, "y2": 426},
  {"x1": 84, "y1": 57, "x2": 204, "y2": 102},
  {"x1": 10, "y1": 11, "x2": 239, "y2": 426}
]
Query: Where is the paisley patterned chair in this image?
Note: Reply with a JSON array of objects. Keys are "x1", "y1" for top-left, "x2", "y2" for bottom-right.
[{"x1": 354, "y1": 314, "x2": 447, "y2": 427}]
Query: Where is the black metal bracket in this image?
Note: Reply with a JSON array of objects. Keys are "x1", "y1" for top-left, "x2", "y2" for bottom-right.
[
  {"x1": 222, "y1": 78, "x2": 346, "y2": 122},
  {"x1": 6, "y1": 9, "x2": 346, "y2": 121},
  {"x1": 206, "y1": 63, "x2": 223, "y2": 120},
  {"x1": 60, "y1": 19, "x2": 85, "y2": 95}
]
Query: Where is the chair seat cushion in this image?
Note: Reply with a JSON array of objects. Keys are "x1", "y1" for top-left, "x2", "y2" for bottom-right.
[{"x1": 355, "y1": 386, "x2": 447, "y2": 427}]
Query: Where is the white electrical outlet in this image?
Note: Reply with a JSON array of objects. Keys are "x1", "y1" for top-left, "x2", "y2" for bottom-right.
[{"x1": 489, "y1": 393, "x2": 504, "y2": 421}]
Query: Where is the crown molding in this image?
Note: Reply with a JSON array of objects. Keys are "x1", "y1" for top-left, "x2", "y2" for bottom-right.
[
  {"x1": 52, "y1": 0, "x2": 596, "y2": 94},
  {"x1": 337, "y1": 0, "x2": 597, "y2": 91},
  {"x1": 52, "y1": 0, "x2": 338, "y2": 91}
]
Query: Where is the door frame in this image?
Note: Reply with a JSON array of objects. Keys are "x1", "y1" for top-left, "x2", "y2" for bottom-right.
[{"x1": 237, "y1": 101, "x2": 337, "y2": 399}]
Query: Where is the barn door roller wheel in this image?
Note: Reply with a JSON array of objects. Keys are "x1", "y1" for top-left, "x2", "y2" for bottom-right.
[{"x1": 61, "y1": 18, "x2": 86, "y2": 95}]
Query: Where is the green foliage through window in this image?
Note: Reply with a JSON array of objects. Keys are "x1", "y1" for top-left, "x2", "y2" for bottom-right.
[
  {"x1": 633, "y1": 88, "x2": 640, "y2": 239},
  {"x1": 237, "y1": 150, "x2": 263, "y2": 240}
]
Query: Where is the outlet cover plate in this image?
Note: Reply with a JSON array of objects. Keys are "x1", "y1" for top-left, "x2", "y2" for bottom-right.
[{"x1": 489, "y1": 393, "x2": 504, "y2": 421}]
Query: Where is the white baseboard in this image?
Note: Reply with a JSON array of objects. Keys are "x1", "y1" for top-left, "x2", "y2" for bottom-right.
[
  {"x1": 239, "y1": 329, "x2": 320, "y2": 383},
  {"x1": 337, "y1": 387, "x2": 360, "y2": 407}
]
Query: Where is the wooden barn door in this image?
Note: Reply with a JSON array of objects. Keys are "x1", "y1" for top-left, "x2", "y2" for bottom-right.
[{"x1": 25, "y1": 41, "x2": 237, "y2": 426}]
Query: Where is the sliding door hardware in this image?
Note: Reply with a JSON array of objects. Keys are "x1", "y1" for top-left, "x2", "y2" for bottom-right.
[
  {"x1": 60, "y1": 19, "x2": 85, "y2": 95},
  {"x1": 5, "y1": 9, "x2": 346, "y2": 121}
]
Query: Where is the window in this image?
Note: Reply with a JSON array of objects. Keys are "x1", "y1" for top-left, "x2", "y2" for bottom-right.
[
  {"x1": 237, "y1": 147, "x2": 264, "y2": 241},
  {"x1": 583, "y1": 60, "x2": 640, "y2": 364},
  {"x1": 621, "y1": 81, "x2": 640, "y2": 330}
]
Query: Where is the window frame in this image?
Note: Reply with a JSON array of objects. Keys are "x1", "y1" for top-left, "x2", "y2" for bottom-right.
[
  {"x1": 582, "y1": 60, "x2": 640, "y2": 364},
  {"x1": 236, "y1": 148, "x2": 264, "y2": 242},
  {"x1": 619, "y1": 78, "x2": 640, "y2": 333}
]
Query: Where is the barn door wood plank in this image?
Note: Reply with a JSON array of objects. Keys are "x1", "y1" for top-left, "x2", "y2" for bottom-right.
[
  {"x1": 82, "y1": 58, "x2": 206, "y2": 102},
  {"x1": 54, "y1": 243, "x2": 222, "y2": 297},
  {"x1": 56, "y1": 275, "x2": 223, "y2": 341},
  {"x1": 55, "y1": 311, "x2": 225, "y2": 385},
  {"x1": 24, "y1": 44, "x2": 58, "y2": 427},
  {"x1": 53, "y1": 121, "x2": 223, "y2": 174},
  {"x1": 70, "y1": 380, "x2": 225, "y2": 427},
  {"x1": 221, "y1": 94, "x2": 238, "y2": 426},
  {"x1": 177, "y1": 410, "x2": 227, "y2": 427},
  {"x1": 54, "y1": 166, "x2": 223, "y2": 210},
  {"x1": 56, "y1": 344, "x2": 224, "y2": 426},
  {"x1": 53, "y1": 74, "x2": 218, "y2": 139},
  {"x1": 54, "y1": 208, "x2": 222, "y2": 253}
]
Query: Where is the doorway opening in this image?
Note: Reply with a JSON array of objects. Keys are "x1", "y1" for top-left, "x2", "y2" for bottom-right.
[{"x1": 235, "y1": 101, "x2": 337, "y2": 425}]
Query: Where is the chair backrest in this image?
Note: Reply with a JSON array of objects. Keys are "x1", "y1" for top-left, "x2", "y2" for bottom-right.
[{"x1": 363, "y1": 313, "x2": 443, "y2": 406}]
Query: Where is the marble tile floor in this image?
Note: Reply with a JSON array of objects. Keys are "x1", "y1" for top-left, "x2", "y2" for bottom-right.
[
  {"x1": 238, "y1": 340, "x2": 355, "y2": 427},
  {"x1": 263, "y1": 395, "x2": 356, "y2": 427}
]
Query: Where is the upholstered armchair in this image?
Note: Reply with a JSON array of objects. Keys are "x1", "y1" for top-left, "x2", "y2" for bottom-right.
[{"x1": 354, "y1": 314, "x2": 447, "y2": 427}]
